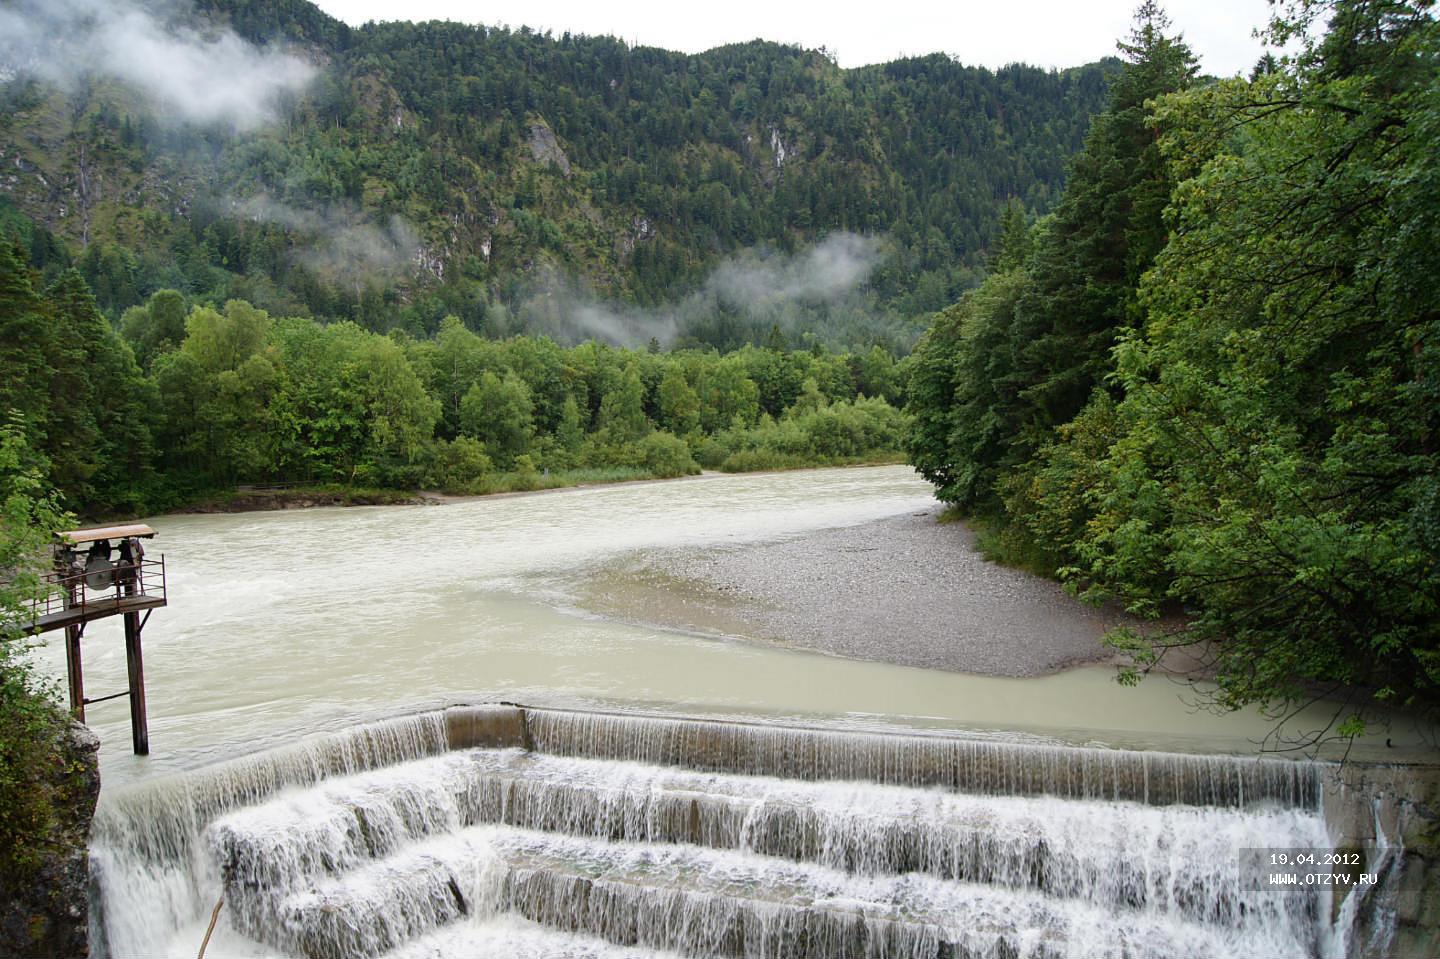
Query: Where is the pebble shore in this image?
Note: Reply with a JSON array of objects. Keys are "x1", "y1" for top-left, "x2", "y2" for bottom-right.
[{"x1": 589, "y1": 506, "x2": 1130, "y2": 677}]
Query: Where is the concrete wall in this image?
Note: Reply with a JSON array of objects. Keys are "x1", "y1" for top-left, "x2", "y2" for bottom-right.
[
  {"x1": 444, "y1": 703, "x2": 1440, "y2": 959},
  {"x1": 1323, "y1": 762, "x2": 1440, "y2": 959}
]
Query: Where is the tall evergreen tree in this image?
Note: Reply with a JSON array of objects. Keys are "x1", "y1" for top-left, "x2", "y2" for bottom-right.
[
  {"x1": 1014, "y1": 2, "x2": 1197, "y2": 440},
  {"x1": 39, "y1": 271, "x2": 106, "y2": 507},
  {"x1": 44, "y1": 270, "x2": 157, "y2": 513},
  {"x1": 906, "y1": 3, "x2": 1196, "y2": 515},
  {"x1": 0, "y1": 242, "x2": 51, "y2": 439}
]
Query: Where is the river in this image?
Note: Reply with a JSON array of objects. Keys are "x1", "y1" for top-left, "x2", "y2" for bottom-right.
[{"x1": 31, "y1": 465, "x2": 1427, "y2": 790}]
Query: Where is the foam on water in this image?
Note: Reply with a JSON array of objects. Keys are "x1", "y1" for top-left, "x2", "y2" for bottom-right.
[
  {"x1": 88, "y1": 708, "x2": 1346, "y2": 959},
  {"x1": 89, "y1": 712, "x2": 447, "y2": 957}
]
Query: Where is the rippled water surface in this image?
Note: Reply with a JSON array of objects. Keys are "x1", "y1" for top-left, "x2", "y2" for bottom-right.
[{"x1": 30, "y1": 466, "x2": 1427, "y2": 787}]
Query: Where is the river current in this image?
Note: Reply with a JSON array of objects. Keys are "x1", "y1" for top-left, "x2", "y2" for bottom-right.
[{"x1": 31, "y1": 465, "x2": 1424, "y2": 789}]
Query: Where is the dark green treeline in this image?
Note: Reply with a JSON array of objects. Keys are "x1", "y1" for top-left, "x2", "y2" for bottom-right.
[
  {"x1": 0, "y1": 241, "x2": 907, "y2": 518},
  {"x1": 906, "y1": 0, "x2": 1440, "y2": 728}
]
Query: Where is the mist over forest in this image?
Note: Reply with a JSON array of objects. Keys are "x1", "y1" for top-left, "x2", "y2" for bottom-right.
[{"x1": 0, "y1": 0, "x2": 1113, "y2": 348}]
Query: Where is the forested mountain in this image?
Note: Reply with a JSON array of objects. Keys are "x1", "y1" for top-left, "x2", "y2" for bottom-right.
[{"x1": 0, "y1": 0, "x2": 1111, "y2": 346}]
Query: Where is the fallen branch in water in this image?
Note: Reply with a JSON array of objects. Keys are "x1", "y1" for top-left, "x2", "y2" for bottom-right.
[{"x1": 197, "y1": 894, "x2": 224, "y2": 959}]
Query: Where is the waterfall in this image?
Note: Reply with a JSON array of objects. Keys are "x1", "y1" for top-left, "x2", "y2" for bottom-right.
[
  {"x1": 523, "y1": 708, "x2": 1322, "y2": 808},
  {"x1": 90, "y1": 707, "x2": 1352, "y2": 959},
  {"x1": 89, "y1": 711, "x2": 448, "y2": 957}
]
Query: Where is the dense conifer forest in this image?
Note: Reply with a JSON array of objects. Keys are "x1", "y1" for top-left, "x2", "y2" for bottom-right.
[
  {"x1": 0, "y1": 0, "x2": 1434, "y2": 778},
  {"x1": 0, "y1": 0, "x2": 1118, "y2": 519},
  {"x1": 0, "y1": 0, "x2": 1111, "y2": 339}
]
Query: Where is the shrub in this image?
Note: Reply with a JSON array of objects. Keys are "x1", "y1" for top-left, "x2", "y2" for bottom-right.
[{"x1": 640, "y1": 431, "x2": 700, "y2": 478}]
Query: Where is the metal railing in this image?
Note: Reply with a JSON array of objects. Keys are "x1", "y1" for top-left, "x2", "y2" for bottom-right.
[{"x1": 27, "y1": 556, "x2": 167, "y2": 627}]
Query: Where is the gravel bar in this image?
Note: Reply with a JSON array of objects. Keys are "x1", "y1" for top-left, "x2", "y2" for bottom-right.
[{"x1": 584, "y1": 506, "x2": 1133, "y2": 677}]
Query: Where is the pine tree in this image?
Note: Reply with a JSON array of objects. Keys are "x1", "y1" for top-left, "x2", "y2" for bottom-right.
[
  {"x1": 0, "y1": 242, "x2": 52, "y2": 439},
  {"x1": 1014, "y1": 1, "x2": 1197, "y2": 438},
  {"x1": 44, "y1": 270, "x2": 157, "y2": 512},
  {"x1": 905, "y1": 3, "x2": 1197, "y2": 514}
]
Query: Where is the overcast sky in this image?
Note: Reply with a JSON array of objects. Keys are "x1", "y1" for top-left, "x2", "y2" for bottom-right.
[{"x1": 310, "y1": 0, "x2": 1280, "y2": 76}]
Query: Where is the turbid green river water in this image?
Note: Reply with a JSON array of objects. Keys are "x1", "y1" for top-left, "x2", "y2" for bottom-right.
[{"x1": 31, "y1": 465, "x2": 1430, "y2": 789}]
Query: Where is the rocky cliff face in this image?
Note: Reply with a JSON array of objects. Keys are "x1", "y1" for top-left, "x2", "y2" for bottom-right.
[
  {"x1": 1324, "y1": 762, "x2": 1440, "y2": 958},
  {"x1": 0, "y1": 719, "x2": 101, "y2": 959}
]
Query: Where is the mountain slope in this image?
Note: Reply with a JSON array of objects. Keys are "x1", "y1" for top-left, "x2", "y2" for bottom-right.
[{"x1": 0, "y1": 0, "x2": 1113, "y2": 344}]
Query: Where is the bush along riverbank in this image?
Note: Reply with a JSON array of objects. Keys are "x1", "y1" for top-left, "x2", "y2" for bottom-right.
[{"x1": 170, "y1": 450, "x2": 907, "y2": 516}]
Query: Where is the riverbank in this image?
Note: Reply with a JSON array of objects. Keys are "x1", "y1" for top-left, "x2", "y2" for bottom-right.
[
  {"x1": 164, "y1": 456, "x2": 905, "y2": 515},
  {"x1": 577, "y1": 505, "x2": 1138, "y2": 678},
  {"x1": 54, "y1": 463, "x2": 1439, "y2": 794},
  {"x1": 157, "y1": 462, "x2": 1186, "y2": 684}
]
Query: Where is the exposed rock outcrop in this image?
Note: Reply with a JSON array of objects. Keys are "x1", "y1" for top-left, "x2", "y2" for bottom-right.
[
  {"x1": 1324, "y1": 762, "x2": 1440, "y2": 959},
  {"x1": 0, "y1": 718, "x2": 100, "y2": 958},
  {"x1": 526, "y1": 122, "x2": 572, "y2": 177}
]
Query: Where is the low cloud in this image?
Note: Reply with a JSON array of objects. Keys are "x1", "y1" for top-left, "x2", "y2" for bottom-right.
[
  {"x1": 0, "y1": 0, "x2": 315, "y2": 131},
  {"x1": 707, "y1": 233, "x2": 884, "y2": 307},
  {"x1": 513, "y1": 233, "x2": 887, "y2": 348},
  {"x1": 233, "y1": 195, "x2": 423, "y2": 283},
  {"x1": 516, "y1": 267, "x2": 681, "y2": 346}
]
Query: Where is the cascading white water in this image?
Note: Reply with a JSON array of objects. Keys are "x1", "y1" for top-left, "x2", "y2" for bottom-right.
[
  {"x1": 89, "y1": 712, "x2": 449, "y2": 958},
  {"x1": 522, "y1": 708, "x2": 1323, "y2": 808},
  {"x1": 89, "y1": 707, "x2": 1347, "y2": 959}
]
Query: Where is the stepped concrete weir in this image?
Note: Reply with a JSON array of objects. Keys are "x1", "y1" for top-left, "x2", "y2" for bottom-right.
[{"x1": 89, "y1": 704, "x2": 1439, "y2": 959}]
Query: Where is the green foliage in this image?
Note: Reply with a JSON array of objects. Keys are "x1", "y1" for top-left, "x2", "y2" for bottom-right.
[
  {"x1": 700, "y1": 358, "x2": 762, "y2": 432},
  {"x1": 460, "y1": 371, "x2": 535, "y2": 469},
  {"x1": 1002, "y1": 391, "x2": 1121, "y2": 577},
  {"x1": 718, "y1": 394, "x2": 908, "y2": 470},
  {"x1": 154, "y1": 301, "x2": 280, "y2": 488},
  {"x1": 120, "y1": 290, "x2": 187, "y2": 371},
  {"x1": 0, "y1": 4, "x2": 1113, "y2": 341},
  {"x1": 509, "y1": 454, "x2": 542, "y2": 492},
  {"x1": 0, "y1": 250, "x2": 157, "y2": 515},
  {"x1": 906, "y1": 0, "x2": 1440, "y2": 728},
  {"x1": 596, "y1": 365, "x2": 648, "y2": 443},
  {"x1": 0, "y1": 427, "x2": 69, "y2": 644},
  {"x1": 907, "y1": 3, "x2": 1196, "y2": 517},
  {"x1": 639, "y1": 431, "x2": 700, "y2": 479},
  {"x1": 0, "y1": 253, "x2": 906, "y2": 515},
  {"x1": 905, "y1": 270, "x2": 1033, "y2": 510},
  {"x1": 0, "y1": 425, "x2": 75, "y2": 884},
  {"x1": 656, "y1": 366, "x2": 701, "y2": 436},
  {"x1": 266, "y1": 319, "x2": 440, "y2": 485},
  {"x1": 1011, "y1": 3, "x2": 1197, "y2": 464},
  {"x1": 1068, "y1": 1, "x2": 1440, "y2": 716},
  {"x1": 0, "y1": 242, "x2": 51, "y2": 434},
  {"x1": 417, "y1": 437, "x2": 486, "y2": 491}
]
